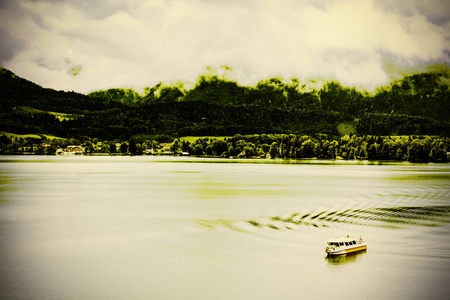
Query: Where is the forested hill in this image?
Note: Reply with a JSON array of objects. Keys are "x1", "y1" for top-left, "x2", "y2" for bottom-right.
[
  {"x1": 1, "y1": 66, "x2": 449, "y2": 140},
  {"x1": 89, "y1": 71, "x2": 450, "y2": 122}
]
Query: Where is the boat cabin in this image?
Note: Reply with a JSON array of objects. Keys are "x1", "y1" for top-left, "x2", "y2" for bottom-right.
[
  {"x1": 327, "y1": 240, "x2": 359, "y2": 247},
  {"x1": 327, "y1": 236, "x2": 363, "y2": 247}
]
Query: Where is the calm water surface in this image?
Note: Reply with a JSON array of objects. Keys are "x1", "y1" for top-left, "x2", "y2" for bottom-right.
[{"x1": 1, "y1": 156, "x2": 449, "y2": 299}]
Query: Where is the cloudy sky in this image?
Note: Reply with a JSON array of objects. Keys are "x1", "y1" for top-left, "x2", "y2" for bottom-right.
[{"x1": 1, "y1": 0, "x2": 449, "y2": 94}]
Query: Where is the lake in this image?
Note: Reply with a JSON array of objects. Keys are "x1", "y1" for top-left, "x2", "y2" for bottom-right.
[{"x1": 0, "y1": 156, "x2": 449, "y2": 299}]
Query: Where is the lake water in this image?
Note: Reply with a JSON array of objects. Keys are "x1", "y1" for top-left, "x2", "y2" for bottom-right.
[{"x1": 0, "y1": 156, "x2": 449, "y2": 299}]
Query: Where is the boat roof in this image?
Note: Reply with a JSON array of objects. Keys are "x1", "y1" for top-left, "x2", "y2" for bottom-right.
[{"x1": 327, "y1": 236, "x2": 361, "y2": 243}]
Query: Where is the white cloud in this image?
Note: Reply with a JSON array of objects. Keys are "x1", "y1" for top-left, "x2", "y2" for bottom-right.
[{"x1": 0, "y1": 0, "x2": 449, "y2": 93}]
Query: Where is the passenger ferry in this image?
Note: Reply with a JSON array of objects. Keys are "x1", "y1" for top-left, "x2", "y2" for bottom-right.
[{"x1": 325, "y1": 236, "x2": 367, "y2": 256}]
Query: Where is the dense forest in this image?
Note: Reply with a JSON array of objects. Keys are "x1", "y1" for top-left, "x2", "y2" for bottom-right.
[{"x1": 1, "y1": 65, "x2": 449, "y2": 161}]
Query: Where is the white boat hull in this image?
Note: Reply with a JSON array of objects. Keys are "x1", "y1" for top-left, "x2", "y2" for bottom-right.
[{"x1": 325, "y1": 244, "x2": 367, "y2": 256}]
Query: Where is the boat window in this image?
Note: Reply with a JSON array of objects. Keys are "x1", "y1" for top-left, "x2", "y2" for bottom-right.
[{"x1": 339, "y1": 242, "x2": 344, "y2": 246}]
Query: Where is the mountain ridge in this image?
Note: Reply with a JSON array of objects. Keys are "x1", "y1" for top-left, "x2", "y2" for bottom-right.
[{"x1": 1, "y1": 66, "x2": 449, "y2": 140}]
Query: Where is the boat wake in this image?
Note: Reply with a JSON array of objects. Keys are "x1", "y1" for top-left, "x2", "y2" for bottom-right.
[
  {"x1": 246, "y1": 205, "x2": 450, "y2": 230},
  {"x1": 197, "y1": 205, "x2": 450, "y2": 232}
]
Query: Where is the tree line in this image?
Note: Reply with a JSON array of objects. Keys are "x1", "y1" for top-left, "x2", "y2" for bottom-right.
[
  {"x1": 181, "y1": 134, "x2": 449, "y2": 163},
  {"x1": 2, "y1": 134, "x2": 448, "y2": 163}
]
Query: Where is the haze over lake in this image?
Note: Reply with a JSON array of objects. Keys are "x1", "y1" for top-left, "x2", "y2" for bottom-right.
[{"x1": 1, "y1": 156, "x2": 449, "y2": 299}]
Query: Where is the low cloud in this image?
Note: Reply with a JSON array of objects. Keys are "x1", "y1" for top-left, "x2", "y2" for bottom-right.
[{"x1": 1, "y1": 0, "x2": 449, "y2": 93}]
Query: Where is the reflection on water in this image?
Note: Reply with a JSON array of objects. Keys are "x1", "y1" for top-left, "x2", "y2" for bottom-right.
[{"x1": 326, "y1": 250, "x2": 368, "y2": 266}]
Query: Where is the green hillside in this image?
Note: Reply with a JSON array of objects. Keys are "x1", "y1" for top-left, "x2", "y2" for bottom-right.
[{"x1": 1, "y1": 66, "x2": 449, "y2": 141}]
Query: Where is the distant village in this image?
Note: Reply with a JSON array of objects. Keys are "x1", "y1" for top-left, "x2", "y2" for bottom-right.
[
  {"x1": 55, "y1": 142, "x2": 189, "y2": 156},
  {"x1": 1, "y1": 137, "x2": 190, "y2": 156}
]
